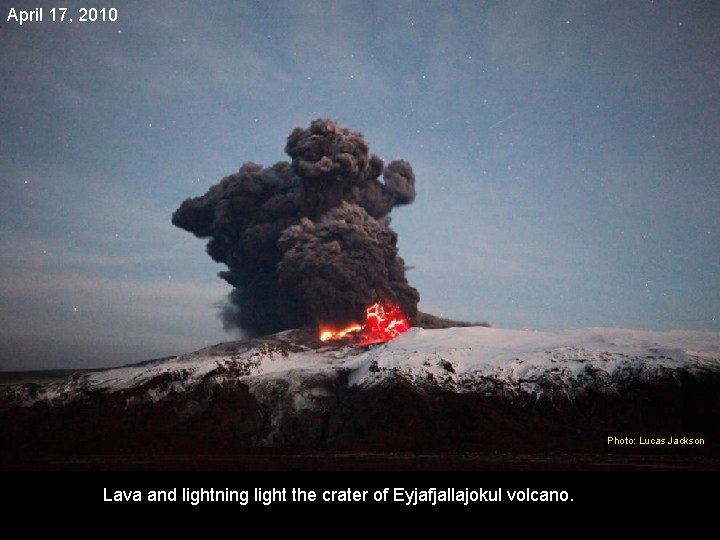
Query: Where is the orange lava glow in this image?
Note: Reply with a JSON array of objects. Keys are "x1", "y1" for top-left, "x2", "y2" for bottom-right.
[
  {"x1": 319, "y1": 323, "x2": 362, "y2": 342},
  {"x1": 318, "y1": 301, "x2": 411, "y2": 346}
]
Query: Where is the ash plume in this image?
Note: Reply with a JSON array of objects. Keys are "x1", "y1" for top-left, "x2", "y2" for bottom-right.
[{"x1": 172, "y1": 119, "x2": 421, "y2": 336}]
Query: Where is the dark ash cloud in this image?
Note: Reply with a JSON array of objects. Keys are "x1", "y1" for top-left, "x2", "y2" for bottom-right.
[{"x1": 172, "y1": 118, "x2": 420, "y2": 336}]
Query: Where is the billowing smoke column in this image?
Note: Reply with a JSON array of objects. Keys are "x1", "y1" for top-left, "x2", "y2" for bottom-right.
[{"x1": 172, "y1": 119, "x2": 420, "y2": 337}]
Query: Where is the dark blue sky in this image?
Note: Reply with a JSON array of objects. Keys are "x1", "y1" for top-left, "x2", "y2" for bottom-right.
[{"x1": 1, "y1": 1, "x2": 718, "y2": 369}]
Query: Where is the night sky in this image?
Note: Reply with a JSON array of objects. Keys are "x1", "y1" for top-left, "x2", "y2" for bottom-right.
[{"x1": 1, "y1": 1, "x2": 718, "y2": 370}]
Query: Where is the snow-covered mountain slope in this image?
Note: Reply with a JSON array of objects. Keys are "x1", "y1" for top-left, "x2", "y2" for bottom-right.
[
  {"x1": 4, "y1": 326, "x2": 718, "y2": 404},
  {"x1": 1, "y1": 326, "x2": 719, "y2": 462}
]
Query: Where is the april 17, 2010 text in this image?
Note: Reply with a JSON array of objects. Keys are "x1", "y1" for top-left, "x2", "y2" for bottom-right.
[{"x1": 6, "y1": 7, "x2": 118, "y2": 26}]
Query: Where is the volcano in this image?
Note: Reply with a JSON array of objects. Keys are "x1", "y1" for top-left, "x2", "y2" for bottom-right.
[{"x1": 1, "y1": 326, "x2": 719, "y2": 470}]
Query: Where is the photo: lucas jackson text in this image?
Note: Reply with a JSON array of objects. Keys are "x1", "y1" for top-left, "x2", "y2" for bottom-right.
[{"x1": 607, "y1": 436, "x2": 705, "y2": 445}]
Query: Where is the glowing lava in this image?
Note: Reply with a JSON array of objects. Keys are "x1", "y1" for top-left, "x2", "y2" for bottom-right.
[
  {"x1": 319, "y1": 323, "x2": 362, "y2": 342},
  {"x1": 318, "y1": 301, "x2": 411, "y2": 346}
]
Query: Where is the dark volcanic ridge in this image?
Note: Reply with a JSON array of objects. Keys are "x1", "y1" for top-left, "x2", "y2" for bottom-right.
[{"x1": 1, "y1": 326, "x2": 718, "y2": 469}]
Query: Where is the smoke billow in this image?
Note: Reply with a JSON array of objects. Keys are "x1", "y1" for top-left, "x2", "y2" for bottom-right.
[{"x1": 172, "y1": 119, "x2": 421, "y2": 336}]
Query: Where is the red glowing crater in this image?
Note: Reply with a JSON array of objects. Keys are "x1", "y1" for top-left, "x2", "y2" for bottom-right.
[{"x1": 319, "y1": 301, "x2": 411, "y2": 346}]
